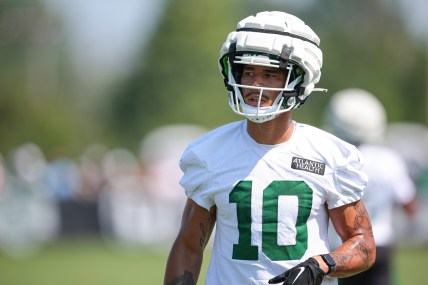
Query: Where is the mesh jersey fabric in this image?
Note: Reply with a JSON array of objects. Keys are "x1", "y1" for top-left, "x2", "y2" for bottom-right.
[{"x1": 179, "y1": 120, "x2": 367, "y2": 285}]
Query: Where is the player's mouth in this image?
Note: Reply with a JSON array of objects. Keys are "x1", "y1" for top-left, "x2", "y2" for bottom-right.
[{"x1": 245, "y1": 94, "x2": 269, "y2": 107}]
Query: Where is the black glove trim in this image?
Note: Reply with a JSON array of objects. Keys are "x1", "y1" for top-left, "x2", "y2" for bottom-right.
[{"x1": 268, "y1": 257, "x2": 325, "y2": 285}]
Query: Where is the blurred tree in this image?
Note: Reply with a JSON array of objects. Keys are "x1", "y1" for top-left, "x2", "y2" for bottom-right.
[
  {"x1": 0, "y1": 0, "x2": 108, "y2": 156},
  {"x1": 109, "y1": 0, "x2": 426, "y2": 149},
  {"x1": 292, "y1": 0, "x2": 426, "y2": 125},
  {"x1": 0, "y1": 0, "x2": 426, "y2": 156},
  {"x1": 107, "y1": 0, "x2": 245, "y2": 148}
]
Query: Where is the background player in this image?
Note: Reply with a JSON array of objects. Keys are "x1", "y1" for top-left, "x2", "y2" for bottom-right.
[{"x1": 324, "y1": 88, "x2": 418, "y2": 285}]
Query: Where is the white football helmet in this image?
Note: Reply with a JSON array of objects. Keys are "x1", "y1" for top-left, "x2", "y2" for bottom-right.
[
  {"x1": 324, "y1": 88, "x2": 387, "y2": 145},
  {"x1": 219, "y1": 11, "x2": 325, "y2": 123}
]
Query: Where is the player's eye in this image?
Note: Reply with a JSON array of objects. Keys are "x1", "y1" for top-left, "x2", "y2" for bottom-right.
[{"x1": 265, "y1": 72, "x2": 277, "y2": 78}]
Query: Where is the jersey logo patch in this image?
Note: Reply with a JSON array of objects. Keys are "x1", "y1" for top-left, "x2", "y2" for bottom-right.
[{"x1": 291, "y1": 157, "x2": 325, "y2": 175}]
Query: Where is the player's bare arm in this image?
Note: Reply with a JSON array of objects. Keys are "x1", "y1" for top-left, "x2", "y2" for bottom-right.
[
  {"x1": 164, "y1": 199, "x2": 216, "y2": 285},
  {"x1": 317, "y1": 199, "x2": 376, "y2": 278}
]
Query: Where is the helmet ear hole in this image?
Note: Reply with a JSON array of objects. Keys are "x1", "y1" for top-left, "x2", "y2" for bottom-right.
[
  {"x1": 291, "y1": 66, "x2": 304, "y2": 81},
  {"x1": 283, "y1": 97, "x2": 296, "y2": 109}
]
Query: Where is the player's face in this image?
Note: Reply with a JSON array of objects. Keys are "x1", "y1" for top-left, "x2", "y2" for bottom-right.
[{"x1": 240, "y1": 65, "x2": 287, "y2": 107}]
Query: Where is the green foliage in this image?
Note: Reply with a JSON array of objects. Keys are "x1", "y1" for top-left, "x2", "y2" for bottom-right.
[
  {"x1": 107, "y1": 0, "x2": 243, "y2": 147},
  {"x1": 310, "y1": 0, "x2": 427, "y2": 125},
  {"x1": 280, "y1": 0, "x2": 427, "y2": 126},
  {"x1": 109, "y1": 0, "x2": 427, "y2": 147},
  {"x1": 0, "y1": 1, "x2": 99, "y2": 156},
  {"x1": 0, "y1": 0, "x2": 426, "y2": 154}
]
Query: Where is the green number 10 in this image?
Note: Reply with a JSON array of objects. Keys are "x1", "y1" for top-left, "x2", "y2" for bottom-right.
[{"x1": 229, "y1": 180, "x2": 313, "y2": 261}]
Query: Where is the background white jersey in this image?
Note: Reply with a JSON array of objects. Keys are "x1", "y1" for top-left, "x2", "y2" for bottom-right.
[
  {"x1": 356, "y1": 144, "x2": 416, "y2": 246},
  {"x1": 179, "y1": 120, "x2": 367, "y2": 285}
]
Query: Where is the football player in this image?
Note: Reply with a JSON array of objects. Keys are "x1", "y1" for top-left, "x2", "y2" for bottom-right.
[{"x1": 164, "y1": 11, "x2": 376, "y2": 285}]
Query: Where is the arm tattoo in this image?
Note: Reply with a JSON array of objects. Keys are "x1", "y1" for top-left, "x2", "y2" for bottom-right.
[
  {"x1": 199, "y1": 223, "x2": 207, "y2": 247},
  {"x1": 333, "y1": 254, "x2": 353, "y2": 273},
  {"x1": 199, "y1": 210, "x2": 215, "y2": 247},
  {"x1": 167, "y1": 271, "x2": 195, "y2": 285},
  {"x1": 351, "y1": 204, "x2": 373, "y2": 268},
  {"x1": 356, "y1": 242, "x2": 370, "y2": 269},
  {"x1": 333, "y1": 202, "x2": 374, "y2": 273},
  {"x1": 353, "y1": 202, "x2": 373, "y2": 237}
]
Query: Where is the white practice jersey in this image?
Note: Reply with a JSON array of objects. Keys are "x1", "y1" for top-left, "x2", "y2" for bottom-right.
[
  {"x1": 357, "y1": 144, "x2": 416, "y2": 246},
  {"x1": 179, "y1": 120, "x2": 367, "y2": 285}
]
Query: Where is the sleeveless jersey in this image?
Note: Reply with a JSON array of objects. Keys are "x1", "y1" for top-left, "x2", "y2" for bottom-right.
[{"x1": 179, "y1": 120, "x2": 367, "y2": 285}]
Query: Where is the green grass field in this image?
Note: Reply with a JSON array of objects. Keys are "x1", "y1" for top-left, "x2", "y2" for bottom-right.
[{"x1": 0, "y1": 238, "x2": 426, "y2": 284}]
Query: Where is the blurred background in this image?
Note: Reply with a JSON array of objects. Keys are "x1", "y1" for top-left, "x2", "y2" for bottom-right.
[{"x1": 0, "y1": 0, "x2": 427, "y2": 284}]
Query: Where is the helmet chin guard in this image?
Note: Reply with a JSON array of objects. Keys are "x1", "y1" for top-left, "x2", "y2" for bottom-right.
[{"x1": 219, "y1": 11, "x2": 326, "y2": 123}]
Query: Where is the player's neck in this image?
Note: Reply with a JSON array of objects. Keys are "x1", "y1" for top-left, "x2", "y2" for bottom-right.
[{"x1": 247, "y1": 113, "x2": 294, "y2": 145}]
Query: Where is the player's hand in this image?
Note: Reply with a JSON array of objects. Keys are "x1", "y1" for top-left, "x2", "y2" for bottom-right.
[{"x1": 268, "y1": 258, "x2": 325, "y2": 285}]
